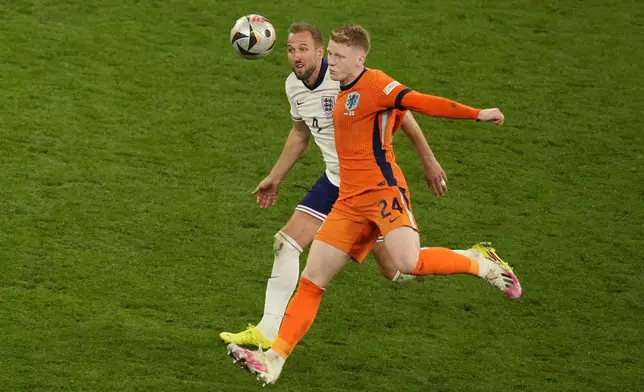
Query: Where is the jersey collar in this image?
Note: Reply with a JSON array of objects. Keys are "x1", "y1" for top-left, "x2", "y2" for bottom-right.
[
  {"x1": 339, "y1": 67, "x2": 367, "y2": 91},
  {"x1": 302, "y1": 58, "x2": 328, "y2": 91}
]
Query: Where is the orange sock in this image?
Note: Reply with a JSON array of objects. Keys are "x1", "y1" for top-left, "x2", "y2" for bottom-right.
[
  {"x1": 413, "y1": 247, "x2": 479, "y2": 276},
  {"x1": 271, "y1": 278, "x2": 324, "y2": 359}
]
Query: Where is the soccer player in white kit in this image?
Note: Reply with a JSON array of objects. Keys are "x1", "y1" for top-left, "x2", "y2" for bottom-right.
[{"x1": 220, "y1": 22, "x2": 448, "y2": 348}]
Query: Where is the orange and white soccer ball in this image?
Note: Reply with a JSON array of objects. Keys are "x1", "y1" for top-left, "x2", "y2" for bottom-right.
[{"x1": 230, "y1": 14, "x2": 276, "y2": 59}]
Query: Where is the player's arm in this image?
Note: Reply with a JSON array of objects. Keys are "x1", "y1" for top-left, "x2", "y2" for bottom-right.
[
  {"x1": 402, "y1": 92, "x2": 505, "y2": 126},
  {"x1": 252, "y1": 120, "x2": 311, "y2": 209},
  {"x1": 399, "y1": 112, "x2": 448, "y2": 197},
  {"x1": 266, "y1": 120, "x2": 311, "y2": 182},
  {"x1": 372, "y1": 71, "x2": 504, "y2": 125}
]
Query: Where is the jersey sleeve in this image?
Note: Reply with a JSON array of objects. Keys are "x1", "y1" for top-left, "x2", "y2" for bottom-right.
[
  {"x1": 369, "y1": 70, "x2": 480, "y2": 120},
  {"x1": 368, "y1": 70, "x2": 413, "y2": 111},
  {"x1": 285, "y1": 81, "x2": 303, "y2": 121}
]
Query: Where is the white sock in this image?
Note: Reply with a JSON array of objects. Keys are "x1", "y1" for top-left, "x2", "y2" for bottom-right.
[
  {"x1": 453, "y1": 249, "x2": 493, "y2": 278},
  {"x1": 265, "y1": 350, "x2": 286, "y2": 374},
  {"x1": 391, "y1": 271, "x2": 416, "y2": 282},
  {"x1": 257, "y1": 231, "x2": 302, "y2": 341}
]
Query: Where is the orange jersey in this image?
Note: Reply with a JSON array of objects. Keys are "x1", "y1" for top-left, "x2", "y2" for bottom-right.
[
  {"x1": 391, "y1": 109, "x2": 407, "y2": 135},
  {"x1": 333, "y1": 68, "x2": 480, "y2": 200}
]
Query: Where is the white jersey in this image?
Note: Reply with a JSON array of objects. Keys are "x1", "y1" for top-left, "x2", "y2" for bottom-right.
[{"x1": 285, "y1": 59, "x2": 341, "y2": 186}]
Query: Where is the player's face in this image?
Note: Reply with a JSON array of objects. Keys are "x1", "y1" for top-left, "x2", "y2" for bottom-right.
[
  {"x1": 287, "y1": 32, "x2": 323, "y2": 81},
  {"x1": 327, "y1": 41, "x2": 366, "y2": 83}
]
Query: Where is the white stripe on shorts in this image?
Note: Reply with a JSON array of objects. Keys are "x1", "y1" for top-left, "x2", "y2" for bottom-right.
[
  {"x1": 397, "y1": 189, "x2": 417, "y2": 230},
  {"x1": 295, "y1": 205, "x2": 327, "y2": 221}
]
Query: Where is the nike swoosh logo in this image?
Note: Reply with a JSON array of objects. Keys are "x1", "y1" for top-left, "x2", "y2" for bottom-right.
[
  {"x1": 296, "y1": 101, "x2": 304, "y2": 106},
  {"x1": 389, "y1": 216, "x2": 400, "y2": 223}
]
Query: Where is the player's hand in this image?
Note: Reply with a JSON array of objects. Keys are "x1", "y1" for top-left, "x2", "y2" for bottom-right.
[
  {"x1": 477, "y1": 108, "x2": 505, "y2": 127},
  {"x1": 423, "y1": 157, "x2": 448, "y2": 197},
  {"x1": 252, "y1": 176, "x2": 281, "y2": 209}
]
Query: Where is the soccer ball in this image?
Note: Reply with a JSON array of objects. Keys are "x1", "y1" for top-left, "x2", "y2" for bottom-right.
[{"x1": 230, "y1": 14, "x2": 276, "y2": 60}]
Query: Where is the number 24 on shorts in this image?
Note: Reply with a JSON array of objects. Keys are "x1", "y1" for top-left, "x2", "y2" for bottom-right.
[{"x1": 378, "y1": 197, "x2": 404, "y2": 223}]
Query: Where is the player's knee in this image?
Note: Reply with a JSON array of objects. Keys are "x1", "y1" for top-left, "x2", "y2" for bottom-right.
[
  {"x1": 397, "y1": 260, "x2": 417, "y2": 275},
  {"x1": 272, "y1": 231, "x2": 303, "y2": 293},
  {"x1": 274, "y1": 230, "x2": 303, "y2": 255},
  {"x1": 376, "y1": 262, "x2": 414, "y2": 282},
  {"x1": 281, "y1": 212, "x2": 322, "y2": 249},
  {"x1": 400, "y1": 246, "x2": 421, "y2": 274},
  {"x1": 392, "y1": 252, "x2": 420, "y2": 275},
  {"x1": 372, "y1": 240, "x2": 396, "y2": 280},
  {"x1": 382, "y1": 226, "x2": 421, "y2": 274}
]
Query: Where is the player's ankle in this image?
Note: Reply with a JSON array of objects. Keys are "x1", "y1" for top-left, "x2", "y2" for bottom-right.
[{"x1": 270, "y1": 339, "x2": 292, "y2": 360}]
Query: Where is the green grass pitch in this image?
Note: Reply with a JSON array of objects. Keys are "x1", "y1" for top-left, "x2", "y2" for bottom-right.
[{"x1": 0, "y1": 0, "x2": 642, "y2": 390}]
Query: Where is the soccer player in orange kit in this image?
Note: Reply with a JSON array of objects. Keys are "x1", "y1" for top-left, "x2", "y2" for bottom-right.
[{"x1": 228, "y1": 25, "x2": 522, "y2": 385}]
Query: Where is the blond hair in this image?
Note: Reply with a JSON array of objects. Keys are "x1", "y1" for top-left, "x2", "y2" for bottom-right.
[{"x1": 329, "y1": 25, "x2": 370, "y2": 53}]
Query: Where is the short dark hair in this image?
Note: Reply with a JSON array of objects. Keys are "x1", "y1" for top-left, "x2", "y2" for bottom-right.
[
  {"x1": 288, "y1": 22, "x2": 324, "y2": 47},
  {"x1": 330, "y1": 25, "x2": 370, "y2": 53}
]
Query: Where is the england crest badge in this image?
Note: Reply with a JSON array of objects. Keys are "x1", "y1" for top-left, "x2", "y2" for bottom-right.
[{"x1": 321, "y1": 96, "x2": 335, "y2": 115}]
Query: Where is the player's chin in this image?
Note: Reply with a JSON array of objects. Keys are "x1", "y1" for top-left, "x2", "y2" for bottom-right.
[
  {"x1": 295, "y1": 68, "x2": 313, "y2": 80},
  {"x1": 328, "y1": 70, "x2": 340, "y2": 81},
  {"x1": 292, "y1": 65, "x2": 305, "y2": 75}
]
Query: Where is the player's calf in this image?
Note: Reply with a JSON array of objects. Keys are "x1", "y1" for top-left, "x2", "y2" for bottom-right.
[
  {"x1": 372, "y1": 240, "x2": 416, "y2": 282},
  {"x1": 384, "y1": 227, "x2": 482, "y2": 279},
  {"x1": 382, "y1": 226, "x2": 422, "y2": 274}
]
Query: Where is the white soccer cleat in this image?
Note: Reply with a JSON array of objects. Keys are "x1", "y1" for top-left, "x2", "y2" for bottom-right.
[
  {"x1": 470, "y1": 242, "x2": 522, "y2": 298},
  {"x1": 227, "y1": 344, "x2": 282, "y2": 386}
]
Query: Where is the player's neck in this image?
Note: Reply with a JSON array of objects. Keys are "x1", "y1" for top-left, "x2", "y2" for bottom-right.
[
  {"x1": 304, "y1": 58, "x2": 327, "y2": 89},
  {"x1": 340, "y1": 67, "x2": 366, "y2": 89},
  {"x1": 304, "y1": 66, "x2": 321, "y2": 87}
]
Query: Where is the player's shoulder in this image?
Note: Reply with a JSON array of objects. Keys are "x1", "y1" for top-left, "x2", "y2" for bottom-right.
[
  {"x1": 364, "y1": 68, "x2": 403, "y2": 96},
  {"x1": 365, "y1": 68, "x2": 395, "y2": 83},
  {"x1": 285, "y1": 72, "x2": 300, "y2": 89},
  {"x1": 285, "y1": 73, "x2": 309, "y2": 102},
  {"x1": 366, "y1": 68, "x2": 389, "y2": 78}
]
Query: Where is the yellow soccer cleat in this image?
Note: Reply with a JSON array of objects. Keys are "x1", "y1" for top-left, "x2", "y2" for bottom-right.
[
  {"x1": 471, "y1": 242, "x2": 522, "y2": 299},
  {"x1": 219, "y1": 324, "x2": 274, "y2": 348}
]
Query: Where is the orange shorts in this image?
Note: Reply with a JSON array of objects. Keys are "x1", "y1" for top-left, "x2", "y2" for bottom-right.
[{"x1": 314, "y1": 186, "x2": 418, "y2": 262}]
